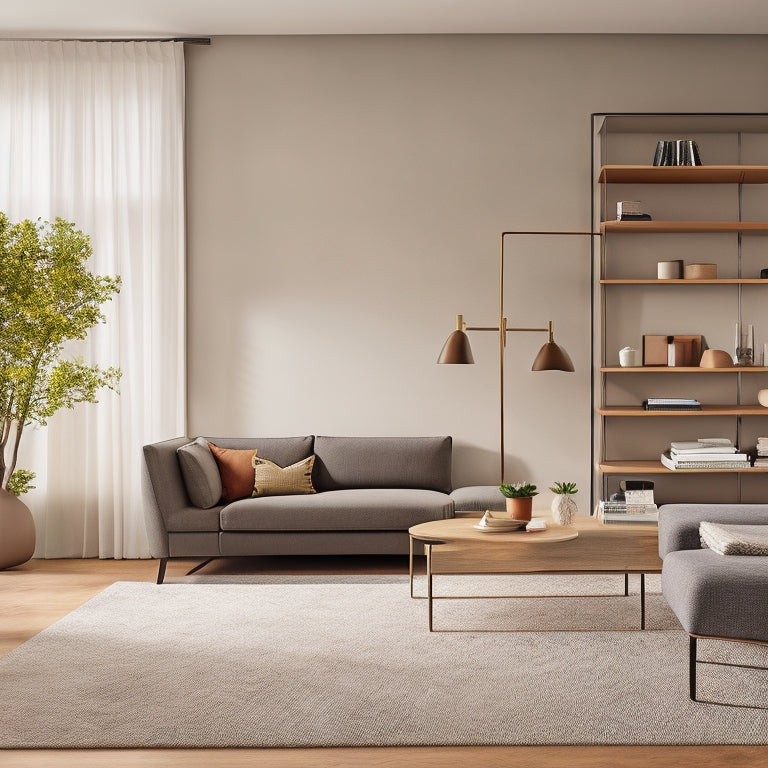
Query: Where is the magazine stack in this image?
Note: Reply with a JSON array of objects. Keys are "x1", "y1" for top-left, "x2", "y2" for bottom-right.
[{"x1": 660, "y1": 438, "x2": 751, "y2": 470}]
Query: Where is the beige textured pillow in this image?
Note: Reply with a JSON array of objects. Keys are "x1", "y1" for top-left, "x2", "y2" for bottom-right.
[{"x1": 252, "y1": 454, "x2": 316, "y2": 497}]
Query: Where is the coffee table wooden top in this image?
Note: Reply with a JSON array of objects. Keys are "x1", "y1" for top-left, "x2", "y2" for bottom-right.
[
  {"x1": 409, "y1": 515, "x2": 662, "y2": 574},
  {"x1": 409, "y1": 516, "x2": 579, "y2": 544}
]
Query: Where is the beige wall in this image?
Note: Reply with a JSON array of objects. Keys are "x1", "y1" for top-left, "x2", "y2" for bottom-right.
[{"x1": 185, "y1": 34, "x2": 768, "y2": 502}]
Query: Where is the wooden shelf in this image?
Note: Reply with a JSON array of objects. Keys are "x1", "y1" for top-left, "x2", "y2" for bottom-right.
[
  {"x1": 600, "y1": 278, "x2": 768, "y2": 285},
  {"x1": 598, "y1": 165, "x2": 768, "y2": 184},
  {"x1": 601, "y1": 366, "x2": 768, "y2": 373},
  {"x1": 601, "y1": 220, "x2": 768, "y2": 234},
  {"x1": 594, "y1": 119, "x2": 768, "y2": 503},
  {"x1": 599, "y1": 460, "x2": 768, "y2": 474},
  {"x1": 598, "y1": 405, "x2": 768, "y2": 417}
]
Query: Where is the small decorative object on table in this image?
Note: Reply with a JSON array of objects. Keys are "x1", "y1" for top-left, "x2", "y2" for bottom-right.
[
  {"x1": 499, "y1": 481, "x2": 538, "y2": 522},
  {"x1": 549, "y1": 482, "x2": 578, "y2": 526},
  {"x1": 474, "y1": 511, "x2": 527, "y2": 532}
]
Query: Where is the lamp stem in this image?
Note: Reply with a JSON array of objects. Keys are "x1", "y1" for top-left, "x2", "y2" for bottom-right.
[{"x1": 499, "y1": 234, "x2": 506, "y2": 484}]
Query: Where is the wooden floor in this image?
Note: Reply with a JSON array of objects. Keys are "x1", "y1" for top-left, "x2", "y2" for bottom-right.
[{"x1": 1, "y1": 556, "x2": 766, "y2": 768}]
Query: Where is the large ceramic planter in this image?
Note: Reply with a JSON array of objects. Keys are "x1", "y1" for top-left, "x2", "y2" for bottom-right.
[
  {"x1": 506, "y1": 496, "x2": 533, "y2": 522},
  {"x1": 0, "y1": 489, "x2": 36, "y2": 569}
]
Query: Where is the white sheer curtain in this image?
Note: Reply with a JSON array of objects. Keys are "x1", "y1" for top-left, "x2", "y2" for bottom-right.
[{"x1": 0, "y1": 41, "x2": 186, "y2": 558}]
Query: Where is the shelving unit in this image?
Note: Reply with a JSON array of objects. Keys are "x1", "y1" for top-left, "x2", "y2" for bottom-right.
[{"x1": 591, "y1": 113, "x2": 768, "y2": 508}]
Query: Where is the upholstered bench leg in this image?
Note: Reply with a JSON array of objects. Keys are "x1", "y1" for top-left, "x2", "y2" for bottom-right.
[
  {"x1": 689, "y1": 635, "x2": 698, "y2": 701},
  {"x1": 156, "y1": 558, "x2": 168, "y2": 585}
]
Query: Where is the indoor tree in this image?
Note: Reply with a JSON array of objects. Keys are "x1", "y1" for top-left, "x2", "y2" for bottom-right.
[{"x1": 0, "y1": 213, "x2": 121, "y2": 496}]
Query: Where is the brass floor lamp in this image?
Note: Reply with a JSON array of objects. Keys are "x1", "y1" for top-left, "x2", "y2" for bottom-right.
[{"x1": 437, "y1": 231, "x2": 595, "y2": 483}]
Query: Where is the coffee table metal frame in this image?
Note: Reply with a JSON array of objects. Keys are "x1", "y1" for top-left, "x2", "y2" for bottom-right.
[{"x1": 408, "y1": 516, "x2": 662, "y2": 632}]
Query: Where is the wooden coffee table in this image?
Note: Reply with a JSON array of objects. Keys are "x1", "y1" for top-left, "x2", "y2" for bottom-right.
[{"x1": 408, "y1": 516, "x2": 662, "y2": 631}]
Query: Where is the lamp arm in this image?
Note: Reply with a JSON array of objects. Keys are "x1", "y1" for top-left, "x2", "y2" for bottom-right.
[{"x1": 463, "y1": 324, "x2": 553, "y2": 334}]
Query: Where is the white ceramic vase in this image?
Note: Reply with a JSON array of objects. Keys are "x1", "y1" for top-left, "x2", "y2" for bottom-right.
[
  {"x1": 0, "y1": 489, "x2": 36, "y2": 569},
  {"x1": 551, "y1": 494, "x2": 577, "y2": 526}
]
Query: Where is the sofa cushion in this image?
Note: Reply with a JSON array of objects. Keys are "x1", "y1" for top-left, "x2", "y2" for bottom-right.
[
  {"x1": 252, "y1": 455, "x2": 316, "y2": 497},
  {"x1": 220, "y1": 488, "x2": 454, "y2": 531},
  {"x1": 176, "y1": 438, "x2": 222, "y2": 509},
  {"x1": 205, "y1": 436, "x2": 314, "y2": 468},
  {"x1": 208, "y1": 443, "x2": 258, "y2": 502},
  {"x1": 662, "y1": 548, "x2": 768, "y2": 642},
  {"x1": 312, "y1": 436, "x2": 452, "y2": 493},
  {"x1": 450, "y1": 485, "x2": 506, "y2": 512}
]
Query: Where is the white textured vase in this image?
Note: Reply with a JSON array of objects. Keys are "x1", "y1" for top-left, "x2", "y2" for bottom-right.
[
  {"x1": 551, "y1": 494, "x2": 577, "y2": 526},
  {"x1": 0, "y1": 489, "x2": 36, "y2": 569}
]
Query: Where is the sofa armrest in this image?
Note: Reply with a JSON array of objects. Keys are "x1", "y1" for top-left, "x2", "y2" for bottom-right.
[
  {"x1": 142, "y1": 437, "x2": 192, "y2": 558},
  {"x1": 658, "y1": 503, "x2": 768, "y2": 558}
]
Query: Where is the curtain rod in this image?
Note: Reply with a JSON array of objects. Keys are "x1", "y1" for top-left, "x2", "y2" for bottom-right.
[{"x1": 0, "y1": 37, "x2": 211, "y2": 44}]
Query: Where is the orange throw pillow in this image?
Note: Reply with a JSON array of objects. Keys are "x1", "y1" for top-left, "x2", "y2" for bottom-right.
[{"x1": 208, "y1": 443, "x2": 258, "y2": 502}]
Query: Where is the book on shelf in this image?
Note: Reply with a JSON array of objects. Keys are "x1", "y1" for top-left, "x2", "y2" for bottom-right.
[
  {"x1": 670, "y1": 439, "x2": 736, "y2": 454},
  {"x1": 660, "y1": 451, "x2": 752, "y2": 470},
  {"x1": 644, "y1": 400, "x2": 701, "y2": 411},
  {"x1": 670, "y1": 451, "x2": 748, "y2": 462},
  {"x1": 598, "y1": 501, "x2": 659, "y2": 525}
]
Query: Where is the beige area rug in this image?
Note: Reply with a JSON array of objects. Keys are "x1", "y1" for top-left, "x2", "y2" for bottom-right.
[{"x1": 0, "y1": 573, "x2": 766, "y2": 748}]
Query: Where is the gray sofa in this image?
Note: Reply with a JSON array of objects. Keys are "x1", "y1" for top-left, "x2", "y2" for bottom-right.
[
  {"x1": 658, "y1": 503, "x2": 768, "y2": 703},
  {"x1": 142, "y1": 435, "x2": 504, "y2": 583}
]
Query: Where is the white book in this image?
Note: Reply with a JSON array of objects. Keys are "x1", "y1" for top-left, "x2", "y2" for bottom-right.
[
  {"x1": 670, "y1": 452, "x2": 748, "y2": 462},
  {"x1": 661, "y1": 451, "x2": 751, "y2": 470},
  {"x1": 600, "y1": 510, "x2": 658, "y2": 524},
  {"x1": 670, "y1": 440, "x2": 734, "y2": 451},
  {"x1": 671, "y1": 445, "x2": 738, "y2": 455}
]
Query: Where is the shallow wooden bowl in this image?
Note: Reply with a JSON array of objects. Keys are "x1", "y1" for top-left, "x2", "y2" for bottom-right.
[{"x1": 700, "y1": 349, "x2": 734, "y2": 368}]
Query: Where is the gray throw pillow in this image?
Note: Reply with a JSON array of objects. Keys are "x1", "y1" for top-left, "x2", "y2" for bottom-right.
[{"x1": 176, "y1": 437, "x2": 223, "y2": 508}]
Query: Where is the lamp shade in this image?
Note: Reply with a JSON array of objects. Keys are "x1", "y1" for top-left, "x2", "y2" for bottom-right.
[
  {"x1": 531, "y1": 340, "x2": 574, "y2": 372},
  {"x1": 437, "y1": 330, "x2": 475, "y2": 364}
]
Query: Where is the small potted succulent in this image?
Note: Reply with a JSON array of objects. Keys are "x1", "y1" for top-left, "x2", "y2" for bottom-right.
[
  {"x1": 549, "y1": 481, "x2": 578, "y2": 526},
  {"x1": 499, "y1": 481, "x2": 538, "y2": 522}
]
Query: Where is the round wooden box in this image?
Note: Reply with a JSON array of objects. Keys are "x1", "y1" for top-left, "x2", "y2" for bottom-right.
[{"x1": 684, "y1": 263, "x2": 718, "y2": 279}]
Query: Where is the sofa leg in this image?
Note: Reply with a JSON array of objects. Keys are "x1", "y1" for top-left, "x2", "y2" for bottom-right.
[
  {"x1": 156, "y1": 558, "x2": 168, "y2": 585},
  {"x1": 186, "y1": 557, "x2": 216, "y2": 576},
  {"x1": 689, "y1": 635, "x2": 697, "y2": 701}
]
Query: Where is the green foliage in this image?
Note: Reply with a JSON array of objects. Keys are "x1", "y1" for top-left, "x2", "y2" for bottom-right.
[
  {"x1": 499, "y1": 481, "x2": 538, "y2": 498},
  {"x1": 549, "y1": 481, "x2": 578, "y2": 495},
  {"x1": 0, "y1": 213, "x2": 121, "y2": 495},
  {"x1": 7, "y1": 469, "x2": 36, "y2": 497}
]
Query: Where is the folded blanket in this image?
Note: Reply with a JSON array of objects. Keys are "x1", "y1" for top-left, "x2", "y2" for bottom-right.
[{"x1": 699, "y1": 522, "x2": 768, "y2": 556}]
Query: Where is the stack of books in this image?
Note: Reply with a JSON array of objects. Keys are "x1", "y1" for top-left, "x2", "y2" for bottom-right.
[
  {"x1": 616, "y1": 201, "x2": 652, "y2": 222},
  {"x1": 598, "y1": 501, "x2": 659, "y2": 525},
  {"x1": 660, "y1": 438, "x2": 751, "y2": 470},
  {"x1": 755, "y1": 437, "x2": 768, "y2": 468},
  {"x1": 643, "y1": 397, "x2": 701, "y2": 411},
  {"x1": 598, "y1": 480, "x2": 658, "y2": 525}
]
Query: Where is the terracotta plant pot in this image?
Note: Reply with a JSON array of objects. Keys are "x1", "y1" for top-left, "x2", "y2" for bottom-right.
[
  {"x1": 506, "y1": 496, "x2": 533, "y2": 522},
  {"x1": 0, "y1": 489, "x2": 36, "y2": 569}
]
